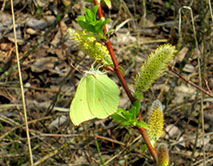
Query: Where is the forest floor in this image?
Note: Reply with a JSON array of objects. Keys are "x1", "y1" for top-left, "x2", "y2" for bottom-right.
[{"x1": 0, "y1": 0, "x2": 212, "y2": 166}]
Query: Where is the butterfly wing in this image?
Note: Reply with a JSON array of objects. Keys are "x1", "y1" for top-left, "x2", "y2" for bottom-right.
[
  {"x1": 87, "y1": 73, "x2": 120, "y2": 119},
  {"x1": 70, "y1": 77, "x2": 94, "y2": 126}
]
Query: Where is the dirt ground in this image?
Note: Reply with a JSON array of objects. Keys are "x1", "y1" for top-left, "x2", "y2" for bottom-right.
[{"x1": 0, "y1": 0, "x2": 212, "y2": 165}]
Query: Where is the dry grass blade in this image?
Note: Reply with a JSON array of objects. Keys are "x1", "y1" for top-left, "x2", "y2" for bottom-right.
[
  {"x1": 10, "y1": 0, "x2": 33, "y2": 164},
  {"x1": 32, "y1": 150, "x2": 58, "y2": 166},
  {"x1": 209, "y1": 0, "x2": 213, "y2": 22},
  {"x1": 179, "y1": 6, "x2": 206, "y2": 166}
]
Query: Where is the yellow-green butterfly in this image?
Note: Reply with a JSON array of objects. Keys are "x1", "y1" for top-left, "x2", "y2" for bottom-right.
[{"x1": 70, "y1": 69, "x2": 120, "y2": 126}]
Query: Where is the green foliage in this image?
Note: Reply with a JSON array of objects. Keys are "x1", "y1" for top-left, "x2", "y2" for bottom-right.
[
  {"x1": 36, "y1": 5, "x2": 42, "y2": 18},
  {"x1": 112, "y1": 100, "x2": 148, "y2": 128},
  {"x1": 140, "y1": 144, "x2": 148, "y2": 151},
  {"x1": 135, "y1": 44, "x2": 176, "y2": 99},
  {"x1": 70, "y1": 69, "x2": 120, "y2": 126},
  {"x1": 76, "y1": 5, "x2": 111, "y2": 39},
  {"x1": 97, "y1": 0, "x2": 112, "y2": 9},
  {"x1": 164, "y1": 0, "x2": 173, "y2": 8}
]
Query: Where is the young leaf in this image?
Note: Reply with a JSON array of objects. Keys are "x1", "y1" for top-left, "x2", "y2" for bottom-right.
[
  {"x1": 111, "y1": 108, "x2": 127, "y2": 122},
  {"x1": 95, "y1": 19, "x2": 108, "y2": 34},
  {"x1": 91, "y1": 5, "x2": 99, "y2": 17},
  {"x1": 77, "y1": 21, "x2": 96, "y2": 32},
  {"x1": 132, "y1": 100, "x2": 140, "y2": 118},
  {"x1": 141, "y1": 144, "x2": 148, "y2": 151},
  {"x1": 75, "y1": 5, "x2": 111, "y2": 38},
  {"x1": 84, "y1": 8, "x2": 94, "y2": 22},
  {"x1": 70, "y1": 69, "x2": 120, "y2": 126},
  {"x1": 137, "y1": 121, "x2": 148, "y2": 129},
  {"x1": 97, "y1": 0, "x2": 112, "y2": 9},
  {"x1": 103, "y1": 0, "x2": 112, "y2": 9},
  {"x1": 76, "y1": 16, "x2": 86, "y2": 22},
  {"x1": 112, "y1": 100, "x2": 147, "y2": 128}
]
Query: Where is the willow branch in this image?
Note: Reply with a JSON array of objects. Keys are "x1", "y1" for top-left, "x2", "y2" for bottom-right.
[{"x1": 93, "y1": 0, "x2": 157, "y2": 161}]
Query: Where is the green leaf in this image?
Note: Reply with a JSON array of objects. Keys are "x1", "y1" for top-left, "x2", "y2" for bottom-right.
[
  {"x1": 112, "y1": 101, "x2": 147, "y2": 129},
  {"x1": 133, "y1": 100, "x2": 140, "y2": 114},
  {"x1": 95, "y1": 18, "x2": 111, "y2": 33},
  {"x1": 77, "y1": 21, "x2": 96, "y2": 32},
  {"x1": 75, "y1": 5, "x2": 111, "y2": 38},
  {"x1": 119, "y1": 66, "x2": 125, "y2": 75},
  {"x1": 141, "y1": 144, "x2": 148, "y2": 151},
  {"x1": 112, "y1": 109, "x2": 127, "y2": 122},
  {"x1": 120, "y1": 121, "x2": 130, "y2": 126},
  {"x1": 128, "y1": 100, "x2": 140, "y2": 120},
  {"x1": 103, "y1": 0, "x2": 112, "y2": 9},
  {"x1": 92, "y1": 5, "x2": 99, "y2": 17},
  {"x1": 70, "y1": 69, "x2": 120, "y2": 126},
  {"x1": 85, "y1": 8, "x2": 95, "y2": 22},
  {"x1": 136, "y1": 121, "x2": 148, "y2": 129},
  {"x1": 76, "y1": 16, "x2": 86, "y2": 22}
]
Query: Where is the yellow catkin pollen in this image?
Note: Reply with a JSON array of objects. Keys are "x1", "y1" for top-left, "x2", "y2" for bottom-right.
[
  {"x1": 157, "y1": 143, "x2": 169, "y2": 166},
  {"x1": 147, "y1": 100, "x2": 164, "y2": 144},
  {"x1": 67, "y1": 28, "x2": 112, "y2": 66},
  {"x1": 135, "y1": 44, "x2": 176, "y2": 98}
]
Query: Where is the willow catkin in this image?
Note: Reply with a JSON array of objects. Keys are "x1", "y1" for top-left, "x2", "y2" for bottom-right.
[
  {"x1": 135, "y1": 44, "x2": 176, "y2": 98},
  {"x1": 67, "y1": 28, "x2": 112, "y2": 66}
]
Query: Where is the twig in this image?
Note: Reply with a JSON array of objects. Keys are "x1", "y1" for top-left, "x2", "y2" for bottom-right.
[
  {"x1": 95, "y1": 135, "x2": 125, "y2": 146},
  {"x1": 104, "y1": 41, "x2": 135, "y2": 102},
  {"x1": 93, "y1": 0, "x2": 157, "y2": 162},
  {"x1": 168, "y1": 66, "x2": 213, "y2": 97},
  {"x1": 203, "y1": 78, "x2": 212, "y2": 94},
  {"x1": 32, "y1": 150, "x2": 58, "y2": 166}
]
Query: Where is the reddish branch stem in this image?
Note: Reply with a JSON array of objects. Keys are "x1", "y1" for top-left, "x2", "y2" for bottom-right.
[
  {"x1": 138, "y1": 114, "x2": 157, "y2": 160},
  {"x1": 105, "y1": 41, "x2": 135, "y2": 102},
  {"x1": 168, "y1": 66, "x2": 213, "y2": 97},
  {"x1": 93, "y1": 0, "x2": 157, "y2": 162}
]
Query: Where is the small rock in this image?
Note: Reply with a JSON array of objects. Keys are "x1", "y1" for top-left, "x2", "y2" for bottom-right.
[
  {"x1": 26, "y1": 18, "x2": 47, "y2": 29},
  {"x1": 183, "y1": 64, "x2": 195, "y2": 73},
  {"x1": 165, "y1": 124, "x2": 181, "y2": 138},
  {"x1": 177, "y1": 47, "x2": 188, "y2": 62},
  {"x1": 49, "y1": 115, "x2": 67, "y2": 129},
  {"x1": 26, "y1": 28, "x2": 37, "y2": 35}
]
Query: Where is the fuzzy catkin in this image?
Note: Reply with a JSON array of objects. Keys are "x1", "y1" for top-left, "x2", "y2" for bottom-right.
[
  {"x1": 157, "y1": 143, "x2": 169, "y2": 166},
  {"x1": 135, "y1": 44, "x2": 175, "y2": 97},
  {"x1": 147, "y1": 100, "x2": 164, "y2": 145},
  {"x1": 67, "y1": 28, "x2": 113, "y2": 66}
]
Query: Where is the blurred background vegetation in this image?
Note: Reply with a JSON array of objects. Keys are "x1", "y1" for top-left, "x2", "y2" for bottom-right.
[{"x1": 0, "y1": 0, "x2": 212, "y2": 165}]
